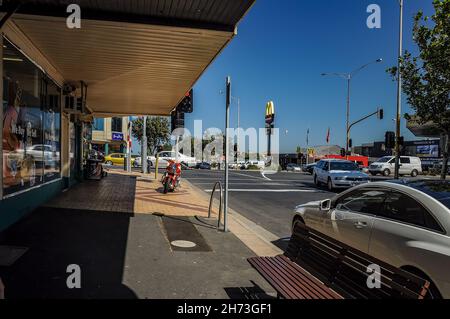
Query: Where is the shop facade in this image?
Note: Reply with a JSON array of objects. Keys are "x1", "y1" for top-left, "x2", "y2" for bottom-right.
[
  {"x1": 0, "y1": 34, "x2": 85, "y2": 232},
  {"x1": 0, "y1": 0, "x2": 255, "y2": 233}
]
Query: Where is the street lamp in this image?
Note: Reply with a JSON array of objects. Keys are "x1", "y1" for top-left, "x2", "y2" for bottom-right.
[{"x1": 322, "y1": 58, "x2": 383, "y2": 157}]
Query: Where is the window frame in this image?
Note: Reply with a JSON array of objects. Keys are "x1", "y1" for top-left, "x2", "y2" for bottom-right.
[
  {"x1": 334, "y1": 188, "x2": 387, "y2": 217},
  {"x1": 376, "y1": 189, "x2": 445, "y2": 234}
]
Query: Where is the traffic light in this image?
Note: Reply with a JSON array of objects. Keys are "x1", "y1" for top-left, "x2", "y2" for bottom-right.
[
  {"x1": 340, "y1": 148, "x2": 346, "y2": 157},
  {"x1": 171, "y1": 110, "x2": 185, "y2": 132},
  {"x1": 177, "y1": 89, "x2": 194, "y2": 113},
  {"x1": 398, "y1": 136, "x2": 405, "y2": 146},
  {"x1": 378, "y1": 108, "x2": 384, "y2": 120},
  {"x1": 385, "y1": 131, "x2": 395, "y2": 149},
  {"x1": 348, "y1": 139, "x2": 353, "y2": 148}
]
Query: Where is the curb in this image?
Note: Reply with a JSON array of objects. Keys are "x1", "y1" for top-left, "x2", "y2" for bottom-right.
[{"x1": 184, "y1": 179, "x2": 283, "y2": 257}]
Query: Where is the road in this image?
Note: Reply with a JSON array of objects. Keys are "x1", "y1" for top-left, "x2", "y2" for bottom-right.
[{"x1": 183, "y1": 170, "x2": 334, "y2": 240}]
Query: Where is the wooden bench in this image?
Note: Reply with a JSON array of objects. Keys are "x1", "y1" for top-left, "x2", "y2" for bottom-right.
[{"x1": 248, "y1": 222, "x2": 430, "y2": 299}]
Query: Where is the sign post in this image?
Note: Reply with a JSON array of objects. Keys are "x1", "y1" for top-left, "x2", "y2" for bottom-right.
[
  {"x1": 141, "y1": 116, "x2": 148, "y2": 174},
  {"x1": 223, "y1": 76, "x2": 231, "y2": 233}
]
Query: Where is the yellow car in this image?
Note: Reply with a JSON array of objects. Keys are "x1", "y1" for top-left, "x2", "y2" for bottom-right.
[{"x1": 104, "y1": 153, "x2": 136, "y2": 166}]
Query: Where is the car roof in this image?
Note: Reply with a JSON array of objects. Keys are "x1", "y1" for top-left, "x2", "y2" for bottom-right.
[
  {"x1": 321, "y1": 159, "x2": 354, "y2": 163},
  {"x1": 354, "y1": 180, "x2": 450, "y2": 209},
  {"x1": 386, "y1": 179, "x2": 449, "y2": 204}
]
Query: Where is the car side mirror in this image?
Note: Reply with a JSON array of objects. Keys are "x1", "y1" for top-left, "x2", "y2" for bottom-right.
[{"x1": 319, "y1": 199, "x2": 331, "y2": 211}]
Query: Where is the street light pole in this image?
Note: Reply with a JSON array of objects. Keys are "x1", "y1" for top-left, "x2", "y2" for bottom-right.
[
  {"x1": 394, "y1": 0, "x2": 404, "y2": 179},
  {"x1": 322, "y1": 59, "x2": 382, "y2": 158},
  {"x1": 346, "y1": 76, "x2": 351, "y2": 158}
]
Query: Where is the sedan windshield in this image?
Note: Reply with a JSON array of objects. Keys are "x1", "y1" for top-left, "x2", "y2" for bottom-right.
[{"x1": 330, "y1": 162, "x2": 358, "y2": 171}]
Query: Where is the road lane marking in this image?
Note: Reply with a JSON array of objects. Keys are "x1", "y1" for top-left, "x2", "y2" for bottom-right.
[{"x1": 204, "y1": 189, "x2": 319, "y2": 193}]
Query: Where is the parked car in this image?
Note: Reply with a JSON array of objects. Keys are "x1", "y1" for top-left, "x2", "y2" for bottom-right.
[
  {"x1": 148, "y1": 151, "x2": 197, "y2": 168},
  {"x1": 303, "y1": 162, "x2": 317, "y2": 175},
  {"x1": 133, "y1": 156, "x2": 153, "y2": 168},
  {"x1": 104, "y1": 153, "x2": 136, "y2": 167},
  {"x1": 313, "y1": 159, "x2": 369, "y2": 191},
  {"x1": 196, "y1": 162, "x2": 211, "y2": 170},
  {"x1": 286, "y1": 163, "x2": 301, "y2": 172},
  {"x1": 369, "y1": 156, "x2": 422, "y2": 177},
  {"x1": 241, "y1": 161, "x2": 265, "y2": 170},
  {"x1": 293, "y1": 180, "x2": 450, "y2": 299}
]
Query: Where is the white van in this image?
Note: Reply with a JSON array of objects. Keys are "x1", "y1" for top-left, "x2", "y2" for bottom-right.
[{"x1": 369, "y1": 156, "x2": 422, "y2": 177}]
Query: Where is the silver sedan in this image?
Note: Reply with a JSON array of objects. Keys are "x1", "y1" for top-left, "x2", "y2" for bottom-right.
[{"x1": 293, "y1": 180, "x2": 450, "y2": 299}]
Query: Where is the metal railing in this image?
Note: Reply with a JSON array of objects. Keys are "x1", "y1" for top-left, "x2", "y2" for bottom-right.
[{"x1": 208, "y1": 181, "x2": 224, "y2": 231}]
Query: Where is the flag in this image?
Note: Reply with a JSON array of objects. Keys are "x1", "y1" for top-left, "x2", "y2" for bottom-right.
[{"x1": 326, "y1": 128, "x2": 330, "y2": 144}]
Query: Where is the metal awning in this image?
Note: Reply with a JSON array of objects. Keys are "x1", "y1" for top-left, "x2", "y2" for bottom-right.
[{"x1": 1, "y1": 0, "x2": 255, "y2": 116}]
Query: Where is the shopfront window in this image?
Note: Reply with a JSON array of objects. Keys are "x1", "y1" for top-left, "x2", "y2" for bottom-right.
[
  {"x1": 2, "y1": 38, "x2": 61, "y2": 196},
  {"x1": 43, "y1": 80, "x2": 61, "y2": 182}
]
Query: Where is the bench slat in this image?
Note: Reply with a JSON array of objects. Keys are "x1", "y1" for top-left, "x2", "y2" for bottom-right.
[
  {"x1": 272, "y1": 256, "x2": 342, "y2": 299},
  {"x1": 249, "y1": 256, "x2": 342, "y2": 299},
  {"x1": 249, "y1": 257, "x2": 311, "y2": 299}
]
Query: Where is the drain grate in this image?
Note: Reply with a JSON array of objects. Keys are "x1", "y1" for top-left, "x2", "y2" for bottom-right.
[
  {"x1": 0, "y1": 245, "x2": 28, "y2": 266},
  {"x1": 161, "y1": 216, "x2": 212, "y2": 252}
]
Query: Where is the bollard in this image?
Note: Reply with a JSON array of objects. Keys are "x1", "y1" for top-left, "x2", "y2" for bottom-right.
[{"x1": 155, "y1": 155, "x2": 159, "y2": 180}]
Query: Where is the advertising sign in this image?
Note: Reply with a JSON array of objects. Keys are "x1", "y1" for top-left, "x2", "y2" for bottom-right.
[
  {"x1": 265, "y1": 101, "x2": 275, "y2": 126},
  {"x1": 112, "y1": 132, "x2": 124, "y2": 141}
]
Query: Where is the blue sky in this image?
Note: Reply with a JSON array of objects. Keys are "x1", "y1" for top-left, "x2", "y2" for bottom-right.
[{"x1": 182, "y1": 0, "x2": 435, "y2": 154}]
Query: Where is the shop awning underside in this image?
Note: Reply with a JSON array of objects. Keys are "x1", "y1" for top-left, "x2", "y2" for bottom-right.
[{"x1": 1, "y1": 0, "x2": 255, "y2": 116}]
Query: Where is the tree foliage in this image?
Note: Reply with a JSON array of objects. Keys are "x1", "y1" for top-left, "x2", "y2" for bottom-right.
[
  {"x1": 388, "y1": 0, "x2": 450, "y2": 178},
  {"x1": 132, "y1": 117, "x2": 171, "y2": 155}
]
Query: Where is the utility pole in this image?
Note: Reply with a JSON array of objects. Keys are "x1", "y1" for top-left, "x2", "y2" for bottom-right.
[
  {"x1": 394, "y1": 0, "x2": 404, "y2": 179},
  {"x1": 224, "y1": 76, "x2": 231, "y2": 233},
  {"x1": 141, "y1": 116, "x2": 148, "y2": 174}
]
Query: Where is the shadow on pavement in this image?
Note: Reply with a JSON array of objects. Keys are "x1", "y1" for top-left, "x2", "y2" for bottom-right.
[
  {"x1": 224, "y1": 281, "x2": 276, "y2": 299},
  {"x1": 0, "y1": 207, "x2": 137, "y2": 299}
]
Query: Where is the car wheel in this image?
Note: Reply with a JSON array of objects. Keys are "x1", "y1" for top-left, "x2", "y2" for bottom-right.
[
  {"x1": 411, "y1": 169, "x2": 419, "y2": 177},
  {"x1": 383, "y1": 169, "x2": 391, "y2": 177},
  {"x1": 327, "y1": 178, "x2": 333, "y2": 191},
  {"x1": 105, "y1": 161, "x2": 113, "y2": 166},
  {"x1": 314, "y1": 175, "x2": 319, "y2": 186}
]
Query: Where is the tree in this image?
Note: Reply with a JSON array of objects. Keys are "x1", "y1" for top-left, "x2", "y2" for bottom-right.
[
  {"x1": 388, "y1": 0, "x2": 450, "y2": 179},
  {"x1": 132, "y1": 117, "x2": 171, "y2": 155}
]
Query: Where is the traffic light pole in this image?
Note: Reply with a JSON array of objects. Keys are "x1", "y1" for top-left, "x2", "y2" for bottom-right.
[{"x1": 347, "y1": 109, "x2": 383, "y2": 137}]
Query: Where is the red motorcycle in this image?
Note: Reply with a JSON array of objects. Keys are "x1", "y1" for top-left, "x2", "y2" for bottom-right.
[{"x1": 161, "y1": 160, "x2": 182, "y2": 194}]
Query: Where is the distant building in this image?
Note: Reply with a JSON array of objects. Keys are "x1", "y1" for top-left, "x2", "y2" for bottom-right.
[
  {"x1": 353, "y1": 139, "x2": 441, "y2": 170},
  {"x1": 91, "y1": 117, "x2": 130, "y2": 155}
]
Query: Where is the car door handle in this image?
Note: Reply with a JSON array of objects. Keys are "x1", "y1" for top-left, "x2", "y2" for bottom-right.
[{"x1": 354, "y1": 221, "x2": 368, "y2": 229}]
